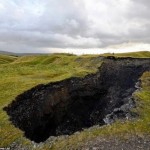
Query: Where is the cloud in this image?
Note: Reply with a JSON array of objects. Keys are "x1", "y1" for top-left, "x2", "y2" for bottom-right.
[{"x1": 0, "y1": 0, "x2": 150, "y2": 53}]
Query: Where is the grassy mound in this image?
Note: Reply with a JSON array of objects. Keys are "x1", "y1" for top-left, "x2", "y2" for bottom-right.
[{"x1": 0, "y1": 54, "x2": 17, "y2": 64}]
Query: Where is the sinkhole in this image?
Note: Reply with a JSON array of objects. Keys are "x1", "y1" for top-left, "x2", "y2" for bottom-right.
[{"x1": 3, "y1": 57, "x2": 150, "y2": 143}]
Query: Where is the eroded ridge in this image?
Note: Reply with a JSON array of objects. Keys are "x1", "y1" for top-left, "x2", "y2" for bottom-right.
[{"x1": 4, "y1": 57, "x2": 150, "y2": 143}]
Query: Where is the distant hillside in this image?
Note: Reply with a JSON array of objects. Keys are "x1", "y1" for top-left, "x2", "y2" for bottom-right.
[
  {"x1": 0, "y1": 50, "x2": 150, "y2": 58},
  {"x1": 0, "y1": 51, "x2": 149, "y2": 65},
  {"x1": 99, "y1": 51, "x2": 150, "y2": 58},
  {"x1": 0, "y1": 50, "x2": 18, "y2": 56},
  {"x1": 0, "y1": 50, "x2": 50, "y2": 56}
]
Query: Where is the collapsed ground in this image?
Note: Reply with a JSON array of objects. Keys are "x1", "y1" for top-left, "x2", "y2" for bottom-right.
[{"x1": 4, "y1": 57, "x2": 150, "y2": 143}]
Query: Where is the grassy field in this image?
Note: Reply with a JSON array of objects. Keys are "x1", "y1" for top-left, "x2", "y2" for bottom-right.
[{"x1": 0, "y1": 51, "x2": 150, "y2": 149}]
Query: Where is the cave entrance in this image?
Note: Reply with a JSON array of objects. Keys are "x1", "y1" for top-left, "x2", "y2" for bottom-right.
[{"x1": 4, "y1": 58, "x2": 150, "y2": 143}]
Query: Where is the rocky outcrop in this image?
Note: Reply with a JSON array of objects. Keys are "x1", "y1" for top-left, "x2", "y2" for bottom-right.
[{"x1": 4, "y1": 57, "x2": 150, "y2": 143}]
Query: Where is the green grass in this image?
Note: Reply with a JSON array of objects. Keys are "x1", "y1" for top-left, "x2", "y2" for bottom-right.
[
  {"x1": 0, "y1": 52, "x2": 150, "y2": 149},
  {"x1": 0, "y1": 54, "x2": 17, "y2": 64}
]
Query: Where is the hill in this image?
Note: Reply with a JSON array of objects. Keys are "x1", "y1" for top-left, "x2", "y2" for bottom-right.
[
  {"x1": 0, "y1": 50, "x2": 18, "y2": 56},
  {"x1": 0, "y1": 50, "x2": 52, "y2": 57}
]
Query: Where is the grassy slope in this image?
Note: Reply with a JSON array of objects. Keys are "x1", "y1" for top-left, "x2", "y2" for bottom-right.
[{"x1": 0, "y1": 51, "x2": 150, "y2": 149}]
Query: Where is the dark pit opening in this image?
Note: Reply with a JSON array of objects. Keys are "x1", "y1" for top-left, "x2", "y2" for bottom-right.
[{"x1": 4, "y1": 58, "x2": 150, "y2": 143}]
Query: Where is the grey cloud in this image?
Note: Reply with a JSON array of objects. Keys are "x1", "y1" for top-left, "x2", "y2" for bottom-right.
[{"x1": 0, "y1": 0, "x2": 150, "y2": 53}]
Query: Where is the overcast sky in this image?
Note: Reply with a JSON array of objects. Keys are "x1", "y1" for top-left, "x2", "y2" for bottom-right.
[{"x1": 0, "y1": 0, "x2": 150, "y2": 54}]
